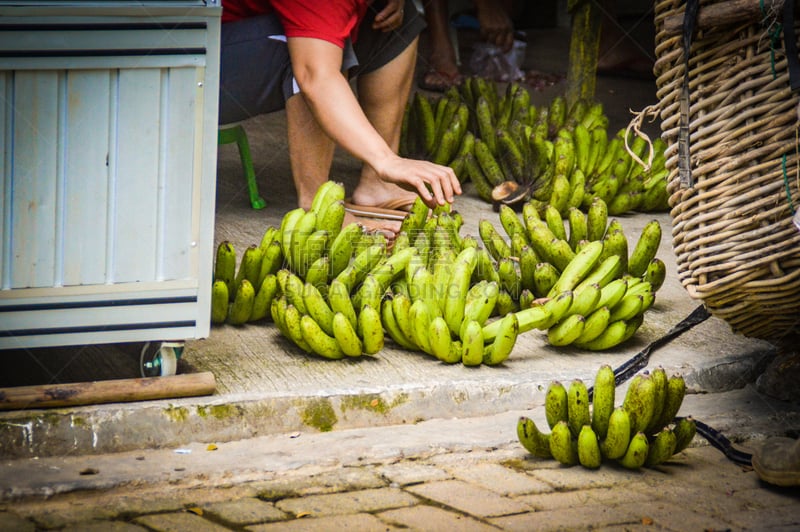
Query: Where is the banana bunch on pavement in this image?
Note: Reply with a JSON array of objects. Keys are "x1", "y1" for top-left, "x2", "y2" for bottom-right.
[
  {"x1": 400, "y1": 77, "x2": 669, "y2": 214},
  {"x1": 211, "y1": 181, "x2": 388, "y2": 359},
  {"x1": 381, "y1": 204, "x2": 521, "y2": 366},
  {"x1": 478, "y1": 196, "x2": 665, "y2": 351},
  {"x1": 517, "y1": 364, "x2": 697, "y2": 469}
]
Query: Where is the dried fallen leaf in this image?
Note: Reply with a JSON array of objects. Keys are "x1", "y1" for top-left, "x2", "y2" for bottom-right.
[
  {"x1": 207, "y1": 443, "x2": 218, "y2": 451},
  {"x1": 641, "y1": 516, "x2": 654, "y2": 525},
  {"x1": 296, "y1": 512, "x2": 311, "y2": 518},
  {"x1": 186, "y1": 507, "x2": 203, "y2": 516}
]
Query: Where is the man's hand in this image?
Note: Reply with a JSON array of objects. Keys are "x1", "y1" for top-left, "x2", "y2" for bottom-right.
[
  {"x1": 372, "y1": 0, "x2": 405, "y2": 32},
  {"x1": 371, "y1": 154, "x2": 462, "y2": 208}
]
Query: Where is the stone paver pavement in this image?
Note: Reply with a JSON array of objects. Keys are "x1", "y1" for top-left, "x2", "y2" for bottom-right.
[{"x1": 2, "y1": 444, "x2": 798, "y2": 531}]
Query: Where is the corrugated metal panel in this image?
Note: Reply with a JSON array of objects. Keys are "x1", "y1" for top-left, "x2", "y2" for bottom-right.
[
  {"x1": 0, "y1": 3, "x2": 221, "y2": 347},
  {"x1": 0, "y1": 66, "x2": 199, "y2": 289}
]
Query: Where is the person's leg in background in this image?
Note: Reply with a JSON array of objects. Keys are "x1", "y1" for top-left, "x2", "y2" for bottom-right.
[{"x1": 419, "y1": 0, "x2": 462, "y2": 91}]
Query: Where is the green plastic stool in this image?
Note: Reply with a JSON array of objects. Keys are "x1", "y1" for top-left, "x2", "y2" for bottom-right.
[{"x1": 218, "y1": 124, "x2": 266, "y2": 209}]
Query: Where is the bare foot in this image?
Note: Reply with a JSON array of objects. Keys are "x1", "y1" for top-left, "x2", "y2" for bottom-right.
[{"x1": 350, "y1": 181, "x2": 418, "y2": 213}]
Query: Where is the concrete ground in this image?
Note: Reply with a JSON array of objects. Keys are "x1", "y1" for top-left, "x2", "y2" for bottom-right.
[{"x1": 1, "y1": 9, "x2": 799, "y2": 531}]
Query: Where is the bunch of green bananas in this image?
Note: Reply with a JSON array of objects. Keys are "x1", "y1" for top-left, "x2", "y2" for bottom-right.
[
  {"x1": 477, "y1": 195, "x2": 665, "y2": 350},
  {"x1": 379, "y1": 203, "x2": 520, "y2": 366},
  {"x1": 517, "y1": 365, "x2": 697, "y2": 469},
  {"x1": 400, "y1": 78, "x2": 669, "y2": 215}
]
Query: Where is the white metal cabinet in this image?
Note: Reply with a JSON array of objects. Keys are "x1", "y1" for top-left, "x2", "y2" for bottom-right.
[{"x1": 0, "y1": 1, "x2": 221, "y2": 354}]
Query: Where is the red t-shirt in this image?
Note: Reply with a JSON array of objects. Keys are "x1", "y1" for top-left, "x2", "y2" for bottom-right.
[{"x1": 221, "y1": 0, "x2": 369, "y2": 48}]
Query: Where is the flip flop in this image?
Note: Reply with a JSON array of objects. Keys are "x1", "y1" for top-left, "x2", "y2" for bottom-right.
[
  {"x1": 343, "y1": 198, "x2": 416, "y2": 222},
  {"x1": 418, "y1": 69, "x2": 464, "y2": 93}
]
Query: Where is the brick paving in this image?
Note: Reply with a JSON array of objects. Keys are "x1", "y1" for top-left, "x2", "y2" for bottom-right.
[{"x1": 2, "y1": 445, "x2": 798, "y2": 531}]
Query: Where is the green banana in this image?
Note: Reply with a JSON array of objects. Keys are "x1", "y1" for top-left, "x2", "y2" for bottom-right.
[
  {"x1": 479, "y1": 219, "x2": 511, "y2": 262},
  {"x1": 283, "y1": 303, "x2": 313, "y2": 353},
  {"x1": 409, "y1": 299, "x2": 434, "y2": 354},
  {"x1": 618, "y1": 431, "x2": 649, "y2": 469},
  {"x1": 279, "y1": 207, "x2": 305, "y2": 261},
  {"x1": 443, "y1": 247, "x2": 478, "y2": 335},
  {"x1": 586, "y1": 197, "x2": 608, "y2": 242},
  {"x1": 656, "y1": 374, "x2": 687, "y2": 429},
  {"x1": 600, "y1": 407, "x2": 632, "y2": 459},
  {"x1": 310, "y1": 180, "x2": 344, "y2": 216},
  {"x1": 463, "y1": 280, "x2": 499, "y2": 330},
  {"x1": 210, "y1": 280, "x2": 229, "y2": 324},
  {"x1": 672, "y1": 416, "x2": 696, "y2": 454},
  {"x1": 567, "y1": 282, "x2": 602, "y2": 317},
  {"x1": 573, "y1": 255, "x2": 622, "y2": 293},
  {"x1": 549, "y1": 420, "x2": 578, "y2": 466},
  {"x1": 499, "y1": 204, "x2": 528, "y2": 242},
  {"x1": 517, "y1": 416, "x2": 553, "y2": 459},
  {"x1": 646, "y1": 367, "x2": 668, "y2": 435},
  {"x1": 540, "y1": 290, "x2": 574, "y2": 329},
  {"x1": 545, "y1": 381, "x2": 569, "y2": 430},
  {"x1": 338, "y1": 242, "x2": 386, "y2": 293},
  {"x1": 596, "y1": 277, "x2": 629, "y2": 310},
  {"x1": 548, "y1": 241, "x2": 603, "y2": 297},
  {"x1": 353, "y1": 273, "x2": 383, "y2": 314},
  {"x1": 643, "y1": 257, "x2": 667, "y2": 292},
  {"x1": 644, "y1": 427, "x2": 677, "y2": 467},
  {"x1": 300, "y1": 314, "x2": 346, "y2": 360},
  {"x1": 578, "y1": 424, "x2": 602, "y2": 469},
  {"x1": 497, "y1": 257, "x2": 521, "y2": 301},
  {"x1": 316, "y1": 200, "x2": 345, "y2": 245},
  {"x1": 332, "y1": 311, "x2": 363, "y2": 357},
  {"x1": 567, "y1": 207, "x2": 588, "y2": 251},
  {"x1": 591, "y1": 364, "x2": 616, "y2": 440},
  {"x1": 544, "y1": 204, "x2": 568, "y2": 242},
  {"x1": 481, "y1": 303, "x2": 551, "y2": 341},
  {"x1": 328, "y1": 277, "x2": 358, "y2": 330},
  {"x1": 250, "y1": 274, "x2": 278, "y2": 322},
  {"x1": 288, "y1": 209, "x2": 317, "y2": 273},
  {"x1": 399, "y1": 196, "x2": 430, "y2": 236},
  {"x1": 519, "y1": 246, "x2": 539, "y2": 293},
  {"x1": 576, "y1": 305, "x2": 612, "y2": 344},
  {"x1": 234, "y1": 244, "x2": 263, "y2": 294},
  {"x1": 357, "y1": 304, "x2": 383, "y2": 355},
  {"x1": 329, "y1": 223, "x2": 363, "y2": 279},
  {"x1": 549, "y1": 174, "x2": 571, "y2": 217},
  {"x1": 214, "y1": 241, "x2": 237, "y2": 296},
  {"x1": 461, "y1": 319, "x2": 484, "y2": 367},
  {"x1": 533, "y1": 262, "x2": 560, "y2": 298},
  {"x1": 567, "y1": 379, "x2": 591, "y2": 437},
  {"x1": 566, "y1": 168, "x2": 586, "y2": 210},
  {"x1": 482, "y1": 312, "x2": 518, "y2": 365},
  {"x1": 600, "y1": 226, "x2": 629, "y2": 274},
  {"x1": 574, "y1": 319, "x2": 629, "y2": 351},
  {"x1": 609, "y1": 293, "x2": 644, "y2": 322},
  {"x1": 547, "y1": 313, "x2": 585, "y2": 347},
  {"x1": 257, "y1": 240, "x2": 284, "y2": 288},
  {"x1": 228, "y1": 278, "x2": 255, "y2": 326},
  {"x1": 429, "y1": 315, "x2": 455, "y2": 362},
  {"x1": 392, "y1": 292, "x2": 415, "y2": 344},
  {"x1": 381, "y1": 297, "x2": 417, "y2": 350},
  {"x1": 623, "y1": 373, "x2": 657, "y2": 436},
  {"x1": 628, "y1": 219, "x2": 662, "y2": 277}
]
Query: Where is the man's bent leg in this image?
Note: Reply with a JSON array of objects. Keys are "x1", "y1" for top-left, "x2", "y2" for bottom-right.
[{"x1": 286, "y1": 93, "x2": 336, "y2": 210}]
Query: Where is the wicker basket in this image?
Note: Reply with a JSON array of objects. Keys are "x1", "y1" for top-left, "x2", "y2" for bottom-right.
[{"x1": 653, "y1": 0, "x2": 800, "y2": 341}]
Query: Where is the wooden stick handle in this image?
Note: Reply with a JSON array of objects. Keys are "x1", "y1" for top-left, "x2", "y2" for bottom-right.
[
  {"x1": 0, "y1": 371, "x2": 216, "y2": 410},
  {"x1": 661, "y1": 0, "x2": 784, "y2": 36}
]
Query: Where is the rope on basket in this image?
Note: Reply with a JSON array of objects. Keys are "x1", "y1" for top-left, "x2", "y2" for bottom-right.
[
  {"x1": 679, "y1": 0, "x2": 700, "y2": 188},
  {"x1": 624, "y1": 105, "x2": 660, "y2": 172}
]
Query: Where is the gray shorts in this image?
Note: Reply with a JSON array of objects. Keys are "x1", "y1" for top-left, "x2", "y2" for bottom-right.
[{"x1": 218, "y1": 0, "x2": 426, "y2": 125}]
